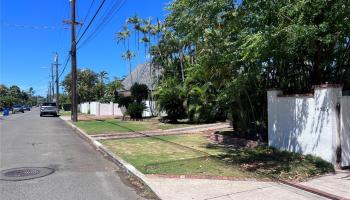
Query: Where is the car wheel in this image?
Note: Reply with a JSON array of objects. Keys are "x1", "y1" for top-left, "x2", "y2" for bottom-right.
[{"x1": 40, "y1": 113, "x2": 43, "y2": 117}]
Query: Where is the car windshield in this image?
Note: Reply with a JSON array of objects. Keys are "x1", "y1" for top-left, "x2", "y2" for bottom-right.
[{"x1": 42, "y1": 103, "x2": 56, "y2": 106}]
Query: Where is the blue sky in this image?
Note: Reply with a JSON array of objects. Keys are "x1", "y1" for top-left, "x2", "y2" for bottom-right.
[{"x1": 1, "y1": 0, "x2": 169, "y2": 96}]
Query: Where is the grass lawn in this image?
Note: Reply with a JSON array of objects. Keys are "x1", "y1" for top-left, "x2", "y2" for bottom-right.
[
  {"x1": 102, "y1": 134, "x2": 334, "y2": 181},
  {"x1": 73, "y1": 117, "x2": 200, "y2": 135},
  {"x1": 59, "y1": 110, "x2": 71, "y2": 116},
  {"x1": 74, "y1": 119, "x2": 155, "y2": 135}
]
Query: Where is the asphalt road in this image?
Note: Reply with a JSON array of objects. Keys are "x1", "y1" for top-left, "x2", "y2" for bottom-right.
[{"x1": 0, "y1": 109, "x2": 144, "y2": 200}]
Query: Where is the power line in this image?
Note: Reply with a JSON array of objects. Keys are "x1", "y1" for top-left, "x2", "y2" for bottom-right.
[
  {"x1": 76, "y1": 0, "x2": 107, "y2": 44},
  {"x1": 77, "y1": 0, "x2": 127, "y2": 49},
  {"x1": 77, "y1": 0, "x2": 96, "y2": 36},
  {"x1": 56, "y1": 53, "x2": 71, "y2": 82}
]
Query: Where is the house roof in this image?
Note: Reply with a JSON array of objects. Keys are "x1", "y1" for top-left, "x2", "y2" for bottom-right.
[{"x1": 121, "y1": 62, "x2": 161, "y2": 91}]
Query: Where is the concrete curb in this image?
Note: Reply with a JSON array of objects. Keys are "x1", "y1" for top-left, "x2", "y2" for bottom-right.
[
  {"x1": 59, "y1": 117, "x2": 162, "y2": 199},
  {"x1": 279, "y1": 180, "x2": 350, "y2": 200},
  {"x1": 146, "y1": 174, "x2": 272, "y2": 182}
]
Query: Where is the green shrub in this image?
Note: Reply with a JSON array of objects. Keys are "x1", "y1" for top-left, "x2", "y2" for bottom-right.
[
  {"x1": 62, "y1": 103, "x2": 71, "y2": 111},
  {"x1": 117, "y1": 96, "x2": 133, "y2": 108},
  {"x1": 127, "y1": 102, "x2": 147, "y2": 119},
  {"x1": 155, "y1": 78, "x2": 186, "y2": 122},
  {"x1": 130, "y1": 83, "x2": 149, "y2": 103}
]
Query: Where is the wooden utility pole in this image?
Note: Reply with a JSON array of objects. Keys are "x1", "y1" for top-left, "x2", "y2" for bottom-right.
[
  {"x1": 48, "y1": 82, "x2": 52, "y2": 101},
  {"x1": 54, "y1": 52, "x2": 61, "y2": 112},
  {"x1": 70, "y1": 0, "x2": 78, "y2": 121},
  {"x1": 51, "y1": 64, "x2": 55, "y2": 101}
]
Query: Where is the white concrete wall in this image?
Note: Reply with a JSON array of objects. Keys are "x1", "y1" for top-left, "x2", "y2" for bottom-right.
[
  {"x1": 99, "y1": 103, "x2": 113, "y2": 116},
  {"x1": 80, "y1": 102, "x2": 90, "y2": 114},
  {"x1": 341, "y1": 96, "x2": 350, "y2": 166},
  {"x1": 90, "y1": 102, "x2": 99, "y2": 115},
  {"x1": 268, "y1": 86, "x2": 342, "y2": 165},
  {"x1": 79, "y1": 101, "x2": 159, "y2": 118},
  {"x1": 143, "y1": 100, "x2": 155, "y2": 117},
  {"x1": 113, "y1": 104, "x2": 123, "y2": 116}
]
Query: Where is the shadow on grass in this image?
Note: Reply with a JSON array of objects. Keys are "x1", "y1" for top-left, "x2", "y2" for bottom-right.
[{"x1": 215, "y1": 144, "x2": 334, "y2": 181}]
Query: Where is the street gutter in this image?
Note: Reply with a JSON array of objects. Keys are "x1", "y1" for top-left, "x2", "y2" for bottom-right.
[{"x1": 59, "y1": 117, "x2": 161, "y2": 200}]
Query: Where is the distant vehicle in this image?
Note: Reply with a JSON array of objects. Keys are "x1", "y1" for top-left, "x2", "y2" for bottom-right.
[
  {"x1": 23, "y1": 105, "x2": 31, "y2": 111},
  {"x1": 12, "y1": 104, "x2": 24, "y2": 114},
  {"x1": 40, "y1": 102, "x2": 58, "y2": 117}
]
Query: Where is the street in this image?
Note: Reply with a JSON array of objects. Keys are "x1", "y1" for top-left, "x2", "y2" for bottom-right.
[{"x1": 0, "y1": 109, "x2": 144, "y2": 200}]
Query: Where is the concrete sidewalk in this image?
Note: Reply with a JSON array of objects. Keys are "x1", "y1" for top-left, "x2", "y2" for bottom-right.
[
  {"x1": 144, "y1": 176, "x2": 329, "y2": 200},
  {"x1": 300, "y1": 170, "x2": 350, "y2": 199},
  {"x1": 92, "y1": 122, "x2": 231, "y2": 140}
]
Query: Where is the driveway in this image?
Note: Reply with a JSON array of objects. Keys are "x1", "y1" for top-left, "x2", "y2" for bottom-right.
[{"x1": 0, "y1": 109, "x2": 144, "y2": 200}]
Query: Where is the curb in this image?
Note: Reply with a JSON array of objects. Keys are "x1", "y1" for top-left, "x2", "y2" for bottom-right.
[
  {"x1": 60, "y1": 117, "x2": 162, "y2": 199},
  {"x1": 279, "y1": 180, "x2": 350, "y2": 200},
  {"x1": 146, "y1": 174, "x2": 272, "y2": 182}
]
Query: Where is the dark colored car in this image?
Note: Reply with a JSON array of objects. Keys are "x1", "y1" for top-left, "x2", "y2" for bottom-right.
[
  {"x1": 12, "y1": 104, "x2": 24, "y2": 113},
  {"x1": 40, "y1": 102, "x2": 58, "y2": 117},
  {"x1": 23, "y1": 105, "x2": 31, "y2": 111}
]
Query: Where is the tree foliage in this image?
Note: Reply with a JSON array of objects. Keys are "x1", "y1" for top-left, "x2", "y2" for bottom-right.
[{"x1": 138, "y1": 0, "x2": 350, "y2": 132}]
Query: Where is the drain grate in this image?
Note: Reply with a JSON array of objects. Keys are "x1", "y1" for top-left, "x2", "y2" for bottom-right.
[{"x1": 0, "y1": 167, "x2": 54, "y2": 181}]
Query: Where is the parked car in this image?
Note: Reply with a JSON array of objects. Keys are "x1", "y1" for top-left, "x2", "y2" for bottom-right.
[
  {"x1": 40, "y1": 102, "x2": 58, "y2": 117},
  {"x1": 23, "y1": 105, "x2": 31, "y2": 111},
  {"x1": 12, "y1": 104, "x2": 24, "y2": 113}
]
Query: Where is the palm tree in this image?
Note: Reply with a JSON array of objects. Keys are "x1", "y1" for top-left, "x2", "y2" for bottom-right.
[
  {"x1": 115, "y1": 25, "x2": 131, "y2": 50},
  {"x1": 98, "y1": 71, "x2": 108, "y2": 84},
  {"x1": 127, "y1": 14, "x2": 142, "y2": 50},
  {"x1": 122, "y1": 50, "x2": 135, "y2": 85}
]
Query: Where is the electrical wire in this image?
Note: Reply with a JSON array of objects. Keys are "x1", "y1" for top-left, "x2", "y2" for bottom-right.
[
  {"x1": 76, "y1": 0, "x2": 107, "y2": 44},
  {"x1": 77, "y1": 0, "x2": 127, "y2": 49},
  {"x1": 77, "y1": 0, "x2": 96, "y2": 36},
  {"x1": 56, "y1": 53, "x2": 71, "y2": 82}
]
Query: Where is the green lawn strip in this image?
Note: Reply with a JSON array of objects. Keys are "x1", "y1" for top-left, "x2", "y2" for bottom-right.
[
  {"x1": 74, "y1": 119, "x2": 154, "y2": 135},
  {"x1": 59, "y1": 110, "x2": 71, "y2": 116},
  {"x1": 102, "y1": 134, "x2": 334, "y2": 181},
  {"x1": 102, "y1": 134, "x2": 256, "y2": 178}
]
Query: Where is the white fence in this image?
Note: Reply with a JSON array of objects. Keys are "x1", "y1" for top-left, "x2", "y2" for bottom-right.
[
  {"x1": 268, "y1": 85, "x2": 349, "y2": 166},
  {"x1": 341, "y1": 96, "x2": 350, "y2": 166},
  {"x1": 78, "y1": 101, "x2": 157, "y2": 117}
]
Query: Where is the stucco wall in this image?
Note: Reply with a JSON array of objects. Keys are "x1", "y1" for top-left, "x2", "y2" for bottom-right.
[
  {"x1": 80, "y1": 102, "x2": 90, "y2": 114},
  {"x1": 89, "y1": 102, "x2": 99, "y2": 115},
  {"x1": 268, "y1": 87, "x2": 342, "y2": 164},
  {"x1": 113, "y1": 104, "x2": 123, "y2": 116},
  {"x1": 341, "y1": 96, "x2": 350, "y2": 166},
  {"x1": 78, "y1": 102, "x2": 123, "y2": 117}
]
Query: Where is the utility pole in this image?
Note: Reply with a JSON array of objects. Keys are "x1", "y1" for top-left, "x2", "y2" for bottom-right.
[
  {"x1": 69, "y1": 0, "x2": 78, "y2": 121},
  {"x1": 48, "y1": 82, "x2": 52, "y2": 101},
  {"x1": 54, "y1": 52, "x2": 61, "y2": 112},
  {"x1": 51, "y1": 64, "x2": 55, "y2": 101},
  {"x1": 64, "y1": 0, "x2": 82, "y2": 121}
]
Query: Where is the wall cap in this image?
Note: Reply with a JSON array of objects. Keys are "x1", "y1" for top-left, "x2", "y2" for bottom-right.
[
  {"x1": 313, "y1": 84, "x2": 343, "y2": 89},
  {"x1": 277, "y1": 93, "x2": 314, "y2": 97}
]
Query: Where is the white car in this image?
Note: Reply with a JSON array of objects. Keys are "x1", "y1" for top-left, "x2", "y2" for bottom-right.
[{"x1": 40, "y1": 102, "x2": 58, "y2": 117}]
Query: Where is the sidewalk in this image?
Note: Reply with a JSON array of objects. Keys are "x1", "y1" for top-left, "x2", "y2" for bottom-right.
[
  {"x1": 144, "y1": 176, "x2": 329, "y2": 200},
  {"x1": 300, "y1": 170, "x2": 350, "y2": 199},
  {"x1": 91, "y1": 122, "x2": 231, "y2": 140}
]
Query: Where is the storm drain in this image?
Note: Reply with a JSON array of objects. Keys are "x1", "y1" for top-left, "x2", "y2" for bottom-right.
[{"x1": 0, "y1": 167, "x2": 54, "y2": 181}]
